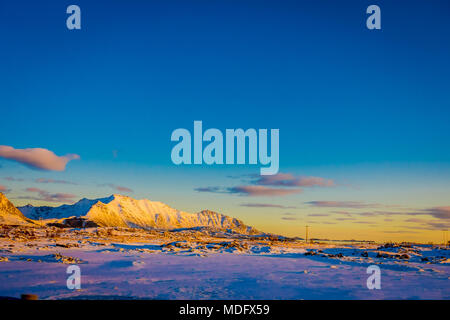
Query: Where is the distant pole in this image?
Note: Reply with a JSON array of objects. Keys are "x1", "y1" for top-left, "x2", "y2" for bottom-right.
[{"x1": 305, "y1": 225, "x2": 309, "y2": 244}]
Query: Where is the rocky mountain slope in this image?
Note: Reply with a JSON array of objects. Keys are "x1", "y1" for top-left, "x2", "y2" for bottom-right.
[
  {"x1": 18, "y1": 195, "x2": 114, "y2": 220},
  {"x1": 16, "y1": 194, "x2": 259, "y2": 234},
  {"x1": 0, "y1": 193, "x2": 34, "y2": 225}
]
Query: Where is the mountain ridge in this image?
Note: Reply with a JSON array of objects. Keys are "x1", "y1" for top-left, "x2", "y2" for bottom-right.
[
  {"x1": 14, "y1": 194, "x2": 259, "y2": 234},
  {"x1": 0, "y1": 192, "x2": 34, "y2": 225}
]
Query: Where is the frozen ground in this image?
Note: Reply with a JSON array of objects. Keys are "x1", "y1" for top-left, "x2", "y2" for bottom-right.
[{"x1": 0, "y1": 226, "x2": 449, "y2": 300}]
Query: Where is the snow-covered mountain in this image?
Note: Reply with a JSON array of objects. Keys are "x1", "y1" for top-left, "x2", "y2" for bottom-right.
[
  {"x1": 18, "y1": 195, "x2": 114, "y2": 220},
  {"x1": 17, "y1": 194, "x2": 259, "y2": 234},
  {"x1": 0, "y1": 193, "x2": 34, "y2": 225}
]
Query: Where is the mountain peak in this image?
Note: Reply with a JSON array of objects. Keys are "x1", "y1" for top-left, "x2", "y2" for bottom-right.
[
  {"x1": 75, "y1": 195, "x2": 115, "y2": 205},
  {"x1": 0, "y1": 193, "x2": 33, "y2": 225},
  {"x1": 198, "y1": 209, "x2": 220, "y2": 216},
  {"x1": 110, "y1": 194, "x2": 131, "y2": 200},
  {"x1": 13, "y1": 194, "x2": 259, "y2": 234}
]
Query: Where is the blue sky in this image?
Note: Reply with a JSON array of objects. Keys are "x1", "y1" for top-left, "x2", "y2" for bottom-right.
[{"x1": 1, "y1": 0, "x2": 449, "y2": 241}]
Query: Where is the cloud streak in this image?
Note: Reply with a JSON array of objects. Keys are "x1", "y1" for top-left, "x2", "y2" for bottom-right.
[
  {"x1": 421, "y1": 207, "x2": 450, "y2": 220},
  {"x1": 229, "y1": 185, "x2": 302, "y2": 197},
  {"x1": 240, "y1": 203, "x2": 297, "y2": 209},
  {"x1": 195, "y1": 185, "x2": 302, "y2": 197},
  {"x1": 35, "y1": 178, "x2": 77, "y2": 185},
  {"x1": 328, "y1": 207, "x2": 450, "y2": 221},
  {"x1": 281, "y1": 216, "x2": 299, "y2": 221},
  {"x1": 24, "y1": 187, "x2": 76, "y2": 203},
  {"x1": 100, "y1": 183, "x2": 133, "y2": 193},
  {"x1": 252, "y1": 173, "x2": 334, "y2": 187},
  {"x1": 306, "y1": 201, "x2": 381, "y2": 209},
  {"x1": 307, "y1": 213, "x2": 330, "y2": 217},
  {"x1": 280, "y1": 212, "x2": 300, "y2": 221},
  {"x1": 0, "y1": 146, "x2": 80, "y2": 171},
  {"x1": 3, "y1": 176, "x2": 24, "y2": 182},
  {"x1": 0, "y1": 185, "x2": 10, "y2": 193},
  {"x1": 194, "y1": 187, "x2": 227, "y2": 194},
  {"x1": 196, "y1": 172, "x2": 334, "y2": 197}
]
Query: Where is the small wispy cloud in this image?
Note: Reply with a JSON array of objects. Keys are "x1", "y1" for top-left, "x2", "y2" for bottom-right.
[
  {"x1": 240, "y1": 203, "x2": 297, "y2": 209},
  {"x1": 229, "y1": 185, "x2": 302, "y2": 197},
  {"x1": 421, "y1": 207, "x2": 450, "y2": 220},
  {"x1": 197, "y1": 172, "x2": 334, "y2": 198},
  {"x1": 3, "y1": 176, "x2": 24, "y2": 182},
  {"x1": 383, "y1": 230, "x2": 417, "y2": 234},
  {"x1": 328, "y1": 206, "x2": 450, "y2": 222},
  {"x1": 0, "y1": 185, "x2": 11, "y2": 193},
  {"x1": 100, "y1": 183, "x2": 133, "y2": 193},
  {"x1": 251, "y1": 173, "x2": 334, "y2": 187},
  {"x1": 425, "y1": 221, "x2": 450, "y2": 230},
  {"x1": 195, "y1": 185, "x2": 302, "y2": 197},
  {"x1": 307, "y1": 213, "x2": 330, "y2": 217},
  {"x1": 35, "y1": 178, "x2": 77, "y2": 185},
  {"x1": 403, "y1": 216, "x2": 450, "y2": 230},
  {"x1": 306, "y1": 220, "x2": 336, "y2": 225},
  {"x1": 280, "y1": 212, "x2": 301, "y2": 221},
  {"x1": 281, "y1": 216, "x2": 299, "y2": 221},
  {"x1": 24, "y1": 187, "x2": 76, "y2": 203},
  {"x1": 0, "y1": 146, "x2": 80, "y2": 171},
  {"x1": 405, "y1": 218, "x2": 427, "y2": 223},
  {"x1": 335, "y1": 217, "x2": 356, "y2": 221},
  {"x1": 331, "y1": 210, "x2": 353, "y2": 216},
  {"x1": 306, "y1": 201, "x2": 381, "y2": 209},
  {"x1": 353, "y1": 221, "x2": 375, "y2": 224},
  {"x1": 194, "y1": 186, "x2": 228, "y2": 194}
]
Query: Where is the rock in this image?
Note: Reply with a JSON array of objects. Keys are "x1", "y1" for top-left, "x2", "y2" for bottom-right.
[
  {"x1": 52, "y1": 253, "x2": 83, "y2": 264},
  {"x1": 56, "y1": 243, "x2": 80, "y2": 248},
  {"x1": 63, "y1": 217, "x2": 98, "y2": 228},
  {"x1": 46, "y1": 222, "x2": 66, "y2": 228}
]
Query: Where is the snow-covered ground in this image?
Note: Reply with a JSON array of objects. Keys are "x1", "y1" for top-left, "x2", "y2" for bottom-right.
[{"x1": 0, "y1": 227, "x2": 449, "y2": 300}]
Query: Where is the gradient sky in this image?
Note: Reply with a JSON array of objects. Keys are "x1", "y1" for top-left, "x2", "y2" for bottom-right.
[{"x1": 1, "y1": 0, "x2": 449, "y2": 243}]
